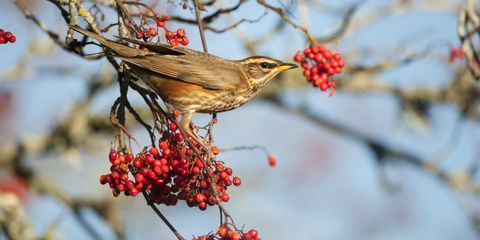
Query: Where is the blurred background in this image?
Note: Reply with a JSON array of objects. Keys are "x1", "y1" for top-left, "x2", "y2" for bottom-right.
[{"x1": 1, "y1": 0, "x2": 480, "y2": 239}]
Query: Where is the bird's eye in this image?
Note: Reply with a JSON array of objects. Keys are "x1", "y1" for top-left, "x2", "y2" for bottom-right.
[{"x1": 260, "y1": 62, "x2": 270, "y2": 69}]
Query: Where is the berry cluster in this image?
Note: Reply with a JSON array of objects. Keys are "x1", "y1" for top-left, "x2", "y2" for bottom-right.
[
  {"x1": 0, "y1": 29, "x2": 16, "y2": 44},
  {"x1": 163, "y1": 27, "x2": 188, "y2": 47},
  {"x1": 100, "y1": 118, "x2": 240, "y2": 210},
  {"x1": 134, "y1": 16, "x2": 189, "y2": 46},
  {"x1": 293, "y1": 45, "x2": 345, "y2": 92},
  {"x1": 193, "y1": 225, "x2": 261, "y2": 240}
]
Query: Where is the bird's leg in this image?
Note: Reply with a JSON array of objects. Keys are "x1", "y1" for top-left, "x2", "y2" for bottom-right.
[
  {"x1": 179, "y1": 111, "x2": 193, "y2": 132},
  {"x1": 179, "y1": 112, "x2": 209, "y2": 151},
  {"x1": 165, "y1": 103, "x2": 176, "y2": 114}
]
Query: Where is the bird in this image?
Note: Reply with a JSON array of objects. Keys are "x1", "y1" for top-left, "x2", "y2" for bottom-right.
[{"x1": 70, "y1": 26, "x2": 298, "y2": 130}]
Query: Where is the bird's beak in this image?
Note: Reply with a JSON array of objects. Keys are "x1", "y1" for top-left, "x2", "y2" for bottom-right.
[{"x1": 277, "y1": 63, "x2": 298, "y2": 71}]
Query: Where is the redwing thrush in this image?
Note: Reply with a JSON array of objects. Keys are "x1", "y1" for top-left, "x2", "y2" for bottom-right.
[{"x1": 71, "y1": 26, "x2": 297, "y2": 129}]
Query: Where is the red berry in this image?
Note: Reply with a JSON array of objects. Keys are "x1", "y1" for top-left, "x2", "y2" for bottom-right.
[
  {"x1": 149, "y1": 147, "x2": 159, "y2": 156},
  {"x1": 303, "y1": 69, "x2": 311, "y2": 78},
  {"x1": 303, "y1": 47, "x2": 312, "y2": 54},
  {"x1": 129, "y1": 187, "x2": 139, "y2": 196},
  {"x1": 156, "y1": 19, "x2": 165, "y2": 28},
  {"x1": 99, "y1": 175, "x2": 108, "y2": 185},
  {"x1": 220, "y1": 171, "x2": 228, "y2": 179},
  {"x1": 196, "y1": 193, "x2": 206, "y2": 203},
  {"x1": 217, "y1": 225, "x2": 228, "y2": 237},
  {"x1": 165, "y1": 31, "x2": 174, "y2": 40},
  {"x1": 317, "y1": 45, "x2": 326, "y2": 53},
  {"x1": 125, "y1": 153, "x2": 133, "y2": 162},
  {"x1": 175, "y1": 132, "x2": 184, "y2": 142},
  {"x1": 198, "y1": 201, "x2": 207, "y2": 210},
  {"x1": 324, "y1": 50, "x2": 332, "y2": 59},
  {"x1": 8, "y1": 35, "x2": 16, "y2": 43},
  {"x1": 169, "y1": 122, "x2": 177, "y2": 131},
  {"x1": 116, "y1": 183, "x2": 125, "y2": 192},
  {"x1": 232, "y1": 176, "x2": 241, "y2": 186},
  {"x1": 111, "y1": 171, "x2": 120, "y2": 179},
  {"x1": 176, "y1": 28, "x2": 185, "y2": 37},
  {"x1": 333, "y1": 53, "x2": 342, "y2": 61},
  {"x1": 145, "y1": 154, "x2": 154, "y2": 164},
  {"x1": 133, "y1": 157, "x2": 143, "y2": 169},
  {"x1": 211, "y1": 146, "x2": 220, "y2": 155},
  {"x1": 180, "y1": 37, "x2": 189, "y2": 46},
  {"x1": 220, "y1": 193, "x2": 230, "y2": 202},
  {"x1": 148, "y1": 28, "x2": 157, "y2": 37},
  {"x1": 109, "y1": 150, "x2": 117, "y2": 160},
  {"x1": 135, "y1": 31, "x2": 143, "y2": 39},
  {"x1": 192, "y1": 166, "x2": 200, "y2": 174},
  {"x1": 293, "y1": 52, "x2": 303, "y2": 62},
  {"x1": 135, "y1": 173, "x2": 145, "y2": 183},
  {"x1": 320, "y1": 82, "x2": 328, "y2": 91},
  {"x1": 125, "y1": 180, "x2": 134, "y2": 189},
  {"x1": 161, "y1": 165, "x2": 170, "y2": 173},
  {"x1": 248, "y1": 229, "x2": 258, "y2": 238},
  {"x1": 268, "y1": 155, "x2": 276, "y2": 167},
  {"x1": 301, "y1": 61, "x2": 309, "y2": 69},
  {"x1": 169, "y1": 39, "x2": 179, "y2": 46}
]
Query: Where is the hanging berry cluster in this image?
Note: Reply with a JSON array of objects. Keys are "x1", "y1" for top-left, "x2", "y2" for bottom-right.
[
  {"x1": 193, "y1": 225, "x2": 261, "y2": 240},
  {"x1": 293, "y1": 44, "x2": 345, "y2": 93},
  {"x1": 100, "y1": 118, "x2": 241, "y2": 210},
  {"x1": 134, "y1": 16, "x2": 189, "y2": 47},
  {"x1": 0, "y1": 29, "x2": 16, "y2": 44}
]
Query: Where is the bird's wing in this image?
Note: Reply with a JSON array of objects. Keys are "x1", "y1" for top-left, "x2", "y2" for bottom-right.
[
  {"x1": 118, "y1": 37, "x2": 191, "y2": 55},
  {"x1": 122, "y1": 54, "x2": 243, "y2": 90}
]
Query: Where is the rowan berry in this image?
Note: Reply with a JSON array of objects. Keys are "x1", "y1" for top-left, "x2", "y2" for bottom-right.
[
  {"x1": 148, "y1": 28, "x2": 157, "y2": 37},
  {"x1": 268, "y1": 155, "x2": 276, "y2": 167}
]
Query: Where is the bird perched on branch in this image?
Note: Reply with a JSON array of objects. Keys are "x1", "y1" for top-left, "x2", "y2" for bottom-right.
[{"x1": 70, "y1": 26, "x2": 297, "y2": 130}]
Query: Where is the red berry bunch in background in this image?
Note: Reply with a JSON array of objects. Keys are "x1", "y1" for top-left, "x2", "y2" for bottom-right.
[
  {"x1": 134, "y1": 16, "x2": 189, "y2": 47},
  {"x1": 164, "y1": 27, "x2": 189, "y2": 46},
  {"x1": 0, "y1": 29, "x2": 16, "y2": 44},
  {"x1": 100, "y1": 117, "x2": 240, "y2": 210},
  {"x1": 193, "y1": 225, "x2": 261, "y2": 240},
  {"x1": 157, "y1": 16, "x2": 189, "y2": 46},
  {"x1": 293, "y1": 45, "x2": 345, "y2": 93}
]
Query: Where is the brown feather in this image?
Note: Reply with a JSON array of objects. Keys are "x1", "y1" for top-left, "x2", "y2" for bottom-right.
[{"x1": 70, "y1": 26, "x2": 246, "y2": 90}]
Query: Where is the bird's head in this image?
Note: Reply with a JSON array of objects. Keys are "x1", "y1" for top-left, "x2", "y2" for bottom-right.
[{"x1": 239, "y1": 56, "x2": 298, "y2": 88}]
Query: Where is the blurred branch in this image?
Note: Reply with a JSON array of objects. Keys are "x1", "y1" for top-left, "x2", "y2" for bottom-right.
[
  {"x1": 317, "y1": 2, "x2": 362, "y2": 43},
  {"x1": 170, "y1": 0, "x2": 247, "y2": 25},
  {"x1": 0, "y1": 194, "x2": 35, "y2": 240},
  {"x1": 207, "y1": 11, "x2": 267, "y2": 34},
  {"x1": 256, "y1": 0, "x2": 315, "y2": 44},
  {"x1": 458, "y1": 0, "x2": 480, "y2": 81}
]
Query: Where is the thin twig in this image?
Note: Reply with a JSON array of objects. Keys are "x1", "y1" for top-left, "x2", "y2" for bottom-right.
[
  {"x1": 193, "y1": 0, "x2": 208, "y2": 52},
  {"x1": 141, "y1": 191, "x2": 185, "y2": 240}
]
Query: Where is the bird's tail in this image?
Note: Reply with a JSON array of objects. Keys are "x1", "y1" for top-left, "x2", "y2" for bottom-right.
[{"x1": 69, "y1": 26, "x2": 141, "y2": 57}]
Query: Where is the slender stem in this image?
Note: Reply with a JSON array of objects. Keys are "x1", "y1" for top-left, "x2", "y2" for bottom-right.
[
  {"x1": 193, "y1": 0, "x2": 208, "y2": 52},
  {"x1": 142, "y1": 191, "x2": 185, "y2": 240}
]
